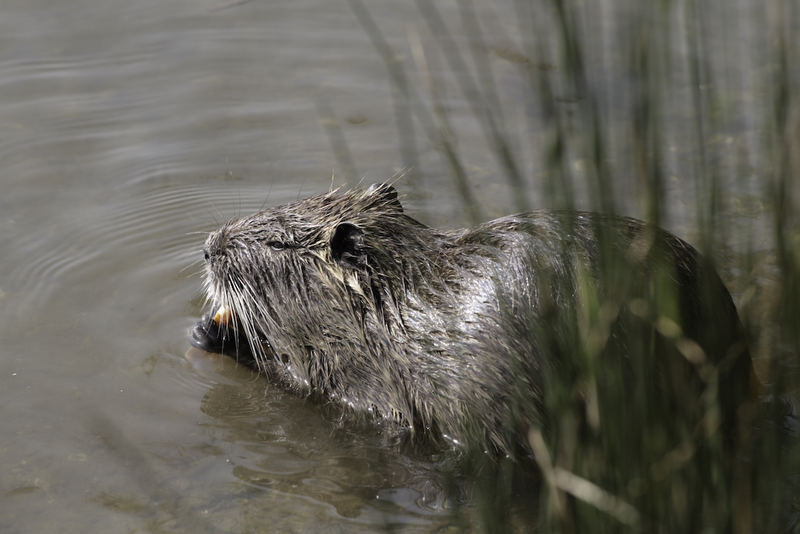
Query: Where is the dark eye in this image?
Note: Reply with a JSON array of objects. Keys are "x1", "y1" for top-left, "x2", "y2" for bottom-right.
[{"x1": 268, "y1": 241, "x2": 286, "y2": 250}]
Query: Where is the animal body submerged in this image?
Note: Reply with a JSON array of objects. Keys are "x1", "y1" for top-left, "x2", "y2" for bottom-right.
[{"x1": 192, "y1": 184, "x2": 754, "y2": 456}]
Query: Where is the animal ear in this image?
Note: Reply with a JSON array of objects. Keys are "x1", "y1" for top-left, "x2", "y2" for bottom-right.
[
  {"x1": 366, "y1": 183, "x2": 403, "y2": 212},
  {"x1": 331, "y1": 222, "x2": 366, "y2": 268}
]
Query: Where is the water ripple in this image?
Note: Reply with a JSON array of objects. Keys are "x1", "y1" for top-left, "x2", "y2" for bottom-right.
[{"x1": 3, "y1": 183, "x2": 295, "y2": 313}]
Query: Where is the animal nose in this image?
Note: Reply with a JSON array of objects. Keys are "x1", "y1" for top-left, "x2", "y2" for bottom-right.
[{"x1": 204, "y1": 227, "x2": 231, "y2": 262}]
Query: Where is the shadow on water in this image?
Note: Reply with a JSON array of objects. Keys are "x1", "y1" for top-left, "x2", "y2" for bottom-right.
[
  {"x1": 185, "y1": 348, "x2": 458, "y2": 532},
  {"x1": 86, "y1": 348, "x2": 460, "y2": 533}
]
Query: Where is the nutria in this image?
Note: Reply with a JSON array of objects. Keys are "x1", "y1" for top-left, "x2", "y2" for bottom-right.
[{"x1": 191, "y1": 183, "x2": 756, "y2": 458}]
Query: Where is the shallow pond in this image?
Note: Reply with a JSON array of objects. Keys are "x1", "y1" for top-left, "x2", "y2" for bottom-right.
[{"x1": 0, "y1": 0, "x2": 792, "y2": 532}]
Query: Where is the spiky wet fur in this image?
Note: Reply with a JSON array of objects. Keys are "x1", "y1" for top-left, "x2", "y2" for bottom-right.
[{"x1": 199, "y1": 184, "x2": 754, "y2": 456}]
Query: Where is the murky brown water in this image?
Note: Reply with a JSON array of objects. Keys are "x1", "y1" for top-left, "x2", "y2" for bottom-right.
[{"x1": 0, "y1": 0, "x2": 791, "y2": 532}]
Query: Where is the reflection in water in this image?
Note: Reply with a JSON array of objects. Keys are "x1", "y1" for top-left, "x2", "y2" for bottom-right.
[{"x1": 190, "y1": 347, "x2": 452, "y2": 530}]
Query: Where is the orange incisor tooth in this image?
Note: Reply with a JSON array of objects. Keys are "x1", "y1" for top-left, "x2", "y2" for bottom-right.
[{"x1": 213, "y1": 306, "x2": 232, "y2": 326}]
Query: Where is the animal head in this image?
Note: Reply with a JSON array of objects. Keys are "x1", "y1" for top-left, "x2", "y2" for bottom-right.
[{"x1": 201, "y1": 183, "x2": 421, "y2": 379}]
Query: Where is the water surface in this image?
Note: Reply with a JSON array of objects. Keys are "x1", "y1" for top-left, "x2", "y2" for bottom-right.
[{"x1": 0, "y1": 0, "x2": 789, "y2": 532}]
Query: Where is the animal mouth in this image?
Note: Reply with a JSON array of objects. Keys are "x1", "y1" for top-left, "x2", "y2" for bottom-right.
[
  {"x1": 189, "y1": 304, "x2": 241, "y2": 357},
  {"x1": 189, "y1": 302, "x2": 264, "y2": 369}
]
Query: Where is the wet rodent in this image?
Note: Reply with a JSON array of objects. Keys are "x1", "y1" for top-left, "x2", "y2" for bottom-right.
[{"x1": 192, "y1": 183, "x2": 756, "y2": 456}]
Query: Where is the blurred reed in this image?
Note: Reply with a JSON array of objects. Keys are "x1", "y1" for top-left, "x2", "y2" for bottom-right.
[{"x1": 348, "y1": 0, "x2": 799, "y2": 531}]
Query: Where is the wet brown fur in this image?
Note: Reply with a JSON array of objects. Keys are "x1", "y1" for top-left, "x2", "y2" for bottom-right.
[{"x1": 195, "y1": 184, "x2": 755, "y2": 456}]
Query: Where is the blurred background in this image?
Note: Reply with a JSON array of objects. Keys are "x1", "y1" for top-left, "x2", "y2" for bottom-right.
[{"x1": 0, "y1": 0, "x2": 797, "y2": 532}]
